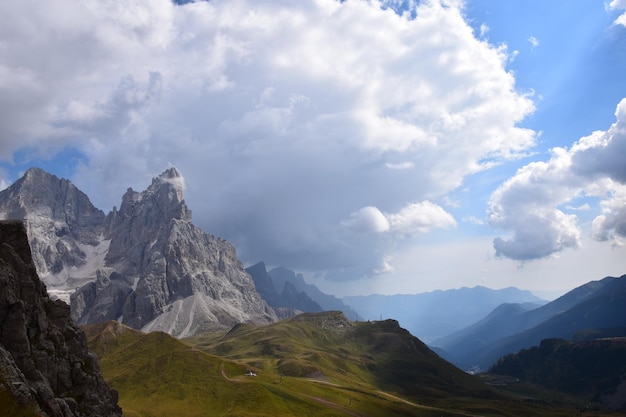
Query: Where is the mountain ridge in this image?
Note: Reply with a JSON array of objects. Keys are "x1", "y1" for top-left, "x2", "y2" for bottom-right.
[{"x1": 434, "y1": 274, "x2": 626, "y2": 370}]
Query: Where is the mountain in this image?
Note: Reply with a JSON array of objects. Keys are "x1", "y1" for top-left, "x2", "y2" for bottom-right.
[
  {"x1": 489, "y1": 337, "x2": 626, "y2": 410},
  {"x1": 267, "y1": 266, "x2": 361, "y2": 320},
  {"x1": 0, "y1": 167, "x2": 277, "y2": 337},
  {"x1": 434, "y1": 275, "x2": 626, "y2": 370},
  {"x1": 0, "y1": 167, "x2": 107, "y2": 301},
  {"x1": 343, "y1": 286, "x2": 545, "y2": 342},
  {"x1": 246, "y1": 261, "x2": 323, "y2": 315},
  {"x1": 0, "y1": 220, "x2": 121, "y2": 417}
]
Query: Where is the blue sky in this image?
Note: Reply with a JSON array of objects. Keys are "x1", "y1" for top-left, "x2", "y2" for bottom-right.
[{"x1": 1, "y1": 0, "x2": 625, "y2": 298}]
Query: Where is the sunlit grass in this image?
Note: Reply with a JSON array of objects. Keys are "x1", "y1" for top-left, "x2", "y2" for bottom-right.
[{"x1": 84, "y1": 317, "x2": 623, "y2": 417}]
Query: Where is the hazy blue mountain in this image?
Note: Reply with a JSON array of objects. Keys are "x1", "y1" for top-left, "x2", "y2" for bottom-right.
[
  {"x1": 436, "y1": 274, "x2": 626, "y2": 370},
  {"x1": 246, "y1": 262, "x2": 323, "y2": 314},
  {"x1": 343, "y1": 286, "x2": 545, "y2": 342},
  {"x1": 267, "y1": 266, "x2": 361, "y2": 320}
]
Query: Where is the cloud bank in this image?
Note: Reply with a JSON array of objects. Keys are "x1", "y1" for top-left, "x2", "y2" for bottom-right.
[
  {"x1": 0, "y1": 0, "x2": 540, "y2": 279},
  {"x1": 489, "y1": 98, "x2": 626, "y2": 260}
]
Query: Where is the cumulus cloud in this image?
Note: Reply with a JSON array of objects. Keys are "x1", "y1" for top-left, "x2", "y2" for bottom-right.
[
  {"x1": 489, "y1": 98, "x2": 626, "y2": 260},
  {"x1": 609, "y1": 0, "x2": 626, "y2": 27},
  {"x1": 344, "y1": 201, "x2": 455, "y2": 237},
  {"x1": 0, "y1": 0, "x2": 537, "y2": 279}
]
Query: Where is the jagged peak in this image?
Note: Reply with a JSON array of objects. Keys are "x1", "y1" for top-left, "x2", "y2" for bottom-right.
[
  {"x1": 113, "y1": 167, "x2": 192, "y2": 227},
  {"x1": 120, "y1": 167, "x2": 187, "y2": 208},
  {"x1": 153, "y1": 167, "x2": 185, "y2": 191},
  {"x1": 23, "y1": 166, "x2": 48, "y2": 178},
  {"x1": 16, "y1": 167, "x2": 65, "y2": 188}
]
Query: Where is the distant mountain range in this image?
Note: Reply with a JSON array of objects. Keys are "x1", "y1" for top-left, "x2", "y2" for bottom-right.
[
  {"x1": 432, "y1": 274, "x2": 626, "y2": 370},
  {"x1": 343, "y1": 286, "x2": 545, "y2": 342}
]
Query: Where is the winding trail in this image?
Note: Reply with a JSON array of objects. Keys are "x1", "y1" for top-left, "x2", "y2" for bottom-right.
[{"x1": 220, "y1": 363, "x2": 241, "y2": 382}]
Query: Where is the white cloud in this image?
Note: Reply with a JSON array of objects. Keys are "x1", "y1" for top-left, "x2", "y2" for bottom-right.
[
  {"x1": 387, "y1": 201, "x2": 457, "y2": 237},
  {"x1": 609, "y1": 0, "x2": 626, "y2": 27},
  {"x1": 479, "y1": 23, "x2": 490, "y2": 38},
  {"x1": 489, "y1": 98, "x2": 626, "y2": 260},
  {"x1": 0, "y1": 0, "x2": 537, "y2": 279},
  {"x1": 463, "y1": 215, "x2": 484, "y2": 225},
  {"x1": 344, "y1": 201, "x2": 456, "y2": 238},
  {"x1": 528, "y1": 36, "x2": 539, "y2": 48},
  {"x1": 342, "y1": 206, "x2": 390, "y2": 234}
]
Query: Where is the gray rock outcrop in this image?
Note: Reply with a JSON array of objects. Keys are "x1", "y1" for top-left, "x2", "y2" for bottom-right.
[{"x1": 0, "y1": 220, "x2": 122, "y2": 417}]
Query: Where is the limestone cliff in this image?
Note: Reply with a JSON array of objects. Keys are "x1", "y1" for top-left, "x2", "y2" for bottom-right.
[
  {"x1": 0, "y1": 220, "x2": 122, "y2": 417},
  {"x1": 1, "y1": 168, "x2": 277, "y2": 337}
]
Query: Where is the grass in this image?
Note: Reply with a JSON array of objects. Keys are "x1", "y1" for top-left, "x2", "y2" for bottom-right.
[{"x1": 84, "y1": 314, "x2": 625, "y2": 417}]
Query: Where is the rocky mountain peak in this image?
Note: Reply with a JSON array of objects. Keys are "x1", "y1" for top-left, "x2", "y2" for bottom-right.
[
  {"x1": 116, "y1": 168, "x2": 191, "y2": 225},
  {"x1": 1, "y1": 167, "x2": 104, "y2": 227},
  {"x1": 0, "y1": 168, "x2": 106, "y2": 301},
  {"x1": 1, "y1": 167, "x2": 277, "y2": 338}
]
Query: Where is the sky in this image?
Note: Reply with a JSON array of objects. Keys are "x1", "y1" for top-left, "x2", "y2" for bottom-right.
[{"x1": 1, "y1": 0, "x2": 626, "y2": 299}]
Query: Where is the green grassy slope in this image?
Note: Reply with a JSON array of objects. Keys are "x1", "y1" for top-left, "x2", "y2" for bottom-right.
[
  {"x1": 85, "y1": 313, "x2": 621, "y2": 416},
  {"x1": 84, "y1": 320, "x2": 449, "y2": 416}
]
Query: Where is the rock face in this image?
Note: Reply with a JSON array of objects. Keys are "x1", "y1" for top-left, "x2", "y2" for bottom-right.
[
  {"x1": 246, "y1": 261, "x2": 323, "y2": 316},
  {"x1": 0, "y1": 167, "x2": 277, "y2": 337},
  {"x1": 0, "y1": 168, "x2": 107, "y2": 302},
  {"x1": 0, "y1": 220, "x2": 122, "y2": 417}
]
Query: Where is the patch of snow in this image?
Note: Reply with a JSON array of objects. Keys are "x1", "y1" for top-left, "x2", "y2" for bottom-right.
[
  {"x1": 39, "y1": 237, "x2": 111, "y2": 298},
  {"x1": 69, "y1": 237, "x2": 111, "y2": 280},
  {"x1": 132, "y1": 277, "x2": 140, "y2": 291}
]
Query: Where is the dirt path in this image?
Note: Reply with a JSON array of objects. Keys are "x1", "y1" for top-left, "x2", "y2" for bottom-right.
[{"x1": 220, "y1": 363, "x2": 241, "y2": 382}]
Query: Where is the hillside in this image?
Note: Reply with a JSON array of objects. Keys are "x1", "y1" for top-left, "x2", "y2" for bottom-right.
[
  {"x1": 82, "y1": 310, "x2": 626, "y2": 416},
  {"x1": 489, "y1": 337, "x2": 626, "y2": 410},
  {"x1": 84, "y1": 320, "x2": 464, "y2": 417},
  {"x1": 434, "y1": 275, "x2": 626, "y2": 370},
  {"x1": 184, "y1": 311, "x2": 607, "y2": 416}
]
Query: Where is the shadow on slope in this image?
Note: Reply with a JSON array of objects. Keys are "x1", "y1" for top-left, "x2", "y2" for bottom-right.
[{"x1": 186, "y1": 311, "x2": 595, "y2": 416}]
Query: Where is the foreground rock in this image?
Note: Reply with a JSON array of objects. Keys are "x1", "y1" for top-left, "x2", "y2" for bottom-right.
[{"x1": 0, "y1": 220, "x2": 122, "y2": 417}]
